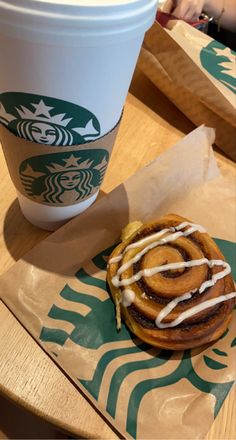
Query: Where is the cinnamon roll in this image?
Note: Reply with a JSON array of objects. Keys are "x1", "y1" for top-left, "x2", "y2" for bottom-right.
[{"x1": 107, "y1": 214, "x2": 236, "y2": 350}]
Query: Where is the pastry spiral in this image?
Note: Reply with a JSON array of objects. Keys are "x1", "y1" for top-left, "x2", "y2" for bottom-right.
[{"x1": 107, "y1": 214, "x2": 236, "y2": 350}]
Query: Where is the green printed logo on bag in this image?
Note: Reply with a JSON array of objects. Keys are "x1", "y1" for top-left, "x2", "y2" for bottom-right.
[
  {"x1": 200, "y1": 41, "x2": 236, "y2": 94},
  {"x1": 20, "y1": 150, "x2": 108, "y2": 204},
  {"x1": 0, "y1": 92, "x2": 100, "y2": 145},
  {"x1": 39, "y1": 239, "x2": 236, "y2": 439}
]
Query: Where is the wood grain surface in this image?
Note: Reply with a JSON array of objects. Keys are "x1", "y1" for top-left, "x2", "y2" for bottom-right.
[{"x1": 0, "y1": 71, "x2": 235, "y2": 439}]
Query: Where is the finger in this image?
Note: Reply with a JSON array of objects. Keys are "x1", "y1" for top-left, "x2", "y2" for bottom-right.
[
  {"x1": 162, "y1": 0, "x2": 175, "y2": 13},
  {"x1": 172, "y1": 1, "x2": 191, "y2": 18},
  {"x1": 184, "y1": 2, "x2": 203, "y2": 20},
  {"x1": 173, "y1": 1, "x2": 203, "y2": 21}
]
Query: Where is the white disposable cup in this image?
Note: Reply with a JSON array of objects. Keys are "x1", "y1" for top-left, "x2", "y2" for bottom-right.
[{"x1": 0, "y1": 0, "x2": 158, "y2": 230}]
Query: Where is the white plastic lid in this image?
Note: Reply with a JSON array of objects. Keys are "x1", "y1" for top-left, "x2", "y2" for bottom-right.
[{"x1": 0, "y1": 0, "x2": 158, "y2": 46}]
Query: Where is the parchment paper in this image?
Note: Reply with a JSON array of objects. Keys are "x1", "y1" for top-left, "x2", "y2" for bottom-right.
[{"x1": 0, "y1": 126, "x2": 235, "y2": 439}]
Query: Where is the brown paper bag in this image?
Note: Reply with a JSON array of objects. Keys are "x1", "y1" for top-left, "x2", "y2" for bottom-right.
[
  {"x1": 0, "y1": 127, "x2": 235, "y2": 439},
  {"x1": 137, "y1": 21, "x2": 236, "y2": 160}
]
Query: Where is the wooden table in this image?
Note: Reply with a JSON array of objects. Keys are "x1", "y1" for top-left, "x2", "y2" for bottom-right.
[{"x1": 0, "y1": 70, "x2": 235, "y2": 439}]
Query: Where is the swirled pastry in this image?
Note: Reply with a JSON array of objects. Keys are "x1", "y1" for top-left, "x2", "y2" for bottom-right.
[{"x1": 107, "y1": 214, "x2": 236, "y2": 350}]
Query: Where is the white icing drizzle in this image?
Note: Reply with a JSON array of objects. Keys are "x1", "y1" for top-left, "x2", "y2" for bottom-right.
[
  {"x1": 113, "y1": 258, "x2": 231, "y2": 290},
  {"x1": 109, "y1": 228, "x2": 172, "y2": 265},
  {"x1": 111, "y1": 222, "x2": 206, "y2": 287},
  {"x1": 124, "y1": 228, "x2": 173, "y2": 252},
  {"x1": 155, "y1": 292, "x2": 236, "y2": 329},
  {"x1": 122, "y1": 289, "x2": 135, "y2": 307},
  {"x1": 199, "y1": 259, "x2": 231, "y2": 292},
  {"x1": 109, "y1": 221, "x2": 236, "y2": 329},
  {"x1": 175, "y1": 221, "x2": 206, "y2": 234},
  {"x1": 155, "y1": 292, "x2": 192, "y2": 327},
  {"x1": 108, "y1": 255, "x2": 122, "y2": 264}
]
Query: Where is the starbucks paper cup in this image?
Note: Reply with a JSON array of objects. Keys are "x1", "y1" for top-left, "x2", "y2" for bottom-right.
[{"x1": 0, "y1": 0, "x2": 158, "y2": 230}]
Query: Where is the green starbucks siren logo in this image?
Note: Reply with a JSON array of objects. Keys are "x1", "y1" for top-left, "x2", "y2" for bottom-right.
[
  {"x1": 0, "y1": 92, "x2": 100, "y2": 145},
  {"x1": 20, "y1": 150, "x2": 108, "y2": 204},
  {"x1": 200, "y1": 41, "x2": 236, "y2": 94}
]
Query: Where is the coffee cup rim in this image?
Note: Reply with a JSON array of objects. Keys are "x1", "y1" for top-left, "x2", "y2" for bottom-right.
[{"x1": 0, "y1": 0, "x2": 158, "y2": 46}]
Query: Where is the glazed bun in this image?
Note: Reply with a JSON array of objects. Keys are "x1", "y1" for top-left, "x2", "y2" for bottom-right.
[{"x1": 107, "y1": 214, "x2": 236, "y2": 350}]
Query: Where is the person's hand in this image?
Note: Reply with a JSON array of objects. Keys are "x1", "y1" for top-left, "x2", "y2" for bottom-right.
[{"x1": 162, "y1": 0, "x2": 207, "y2": 21}]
